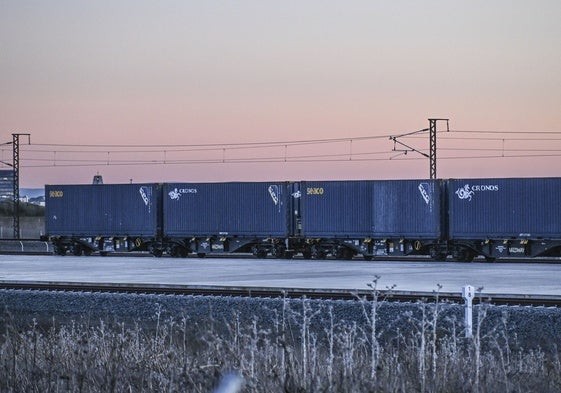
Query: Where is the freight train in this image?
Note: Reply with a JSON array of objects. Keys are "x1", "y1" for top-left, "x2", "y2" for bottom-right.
[{"x1": 44, "y1": 178, "x2": 561, "y2": 261}]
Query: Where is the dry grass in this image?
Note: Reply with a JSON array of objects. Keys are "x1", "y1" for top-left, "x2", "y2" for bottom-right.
[{"x1": 1, "y1": 286, "x2": 561, "y2": 393}]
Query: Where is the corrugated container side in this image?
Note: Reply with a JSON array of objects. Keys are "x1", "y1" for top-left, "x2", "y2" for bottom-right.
[
  {"x1": 163, "y1": 182, "x2": 291, "y2": 237},
  {"x1": 371, "y1": 180, "x2": 442, "y2": 238},
  {"x1": 45, "y1": 184, "x2": 160, "y2": 237},
  {"x1": 300, "y1": 181, "x2": 373, "y2": 237},
  {"x1": 448, "y1": 177, "x2": 561, "y2": 239},
  {"x1": 301, "y1": 180, "x2": 442, "y2": 238}
]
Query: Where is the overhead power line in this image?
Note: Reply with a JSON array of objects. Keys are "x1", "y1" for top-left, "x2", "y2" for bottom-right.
[
  {"x1": 450, "y1": 130, "x2": 561, "y2": 134},
  {"x1": 27, "y1": 133, "x2": 391, "y2": 149},
  {"x1": 3, "y1": 128, "x2": 561, "y2": 171}
]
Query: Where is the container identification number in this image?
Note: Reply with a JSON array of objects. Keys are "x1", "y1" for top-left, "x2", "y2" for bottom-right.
[
  {"x1": 49, "y1": 190, "x2": 64, "y2": 198},
  {"x1": 306, "y1": 187, "x2": 324, "y2": 195}
]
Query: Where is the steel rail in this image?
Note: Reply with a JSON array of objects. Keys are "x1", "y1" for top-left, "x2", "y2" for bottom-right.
[{"x1": 0, "y1": 281, "x2": 560, "y2": 307}]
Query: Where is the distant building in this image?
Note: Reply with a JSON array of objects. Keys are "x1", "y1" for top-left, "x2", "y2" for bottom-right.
[
  {"x1": 0, "y1": 171, "x2": 45, "y2": 206},
  {"x1": 0, "y1": 170, "x2": 14, "y2": 200},
  {"x1": 28, "y1": 196, "x2": 45, "y2": 206}
]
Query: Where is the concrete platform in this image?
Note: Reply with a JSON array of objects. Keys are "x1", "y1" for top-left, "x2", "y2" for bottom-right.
[{"x1": 0, "y1": 254, "x2": 560, "y2": 296}]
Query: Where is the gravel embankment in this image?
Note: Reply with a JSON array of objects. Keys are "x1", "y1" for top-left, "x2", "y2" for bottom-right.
[{"x1": 1, "y1": 289, "x2": 560, "y2": 349}]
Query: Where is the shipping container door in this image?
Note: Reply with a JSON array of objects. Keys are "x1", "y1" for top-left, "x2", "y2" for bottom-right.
[
  {"x1": 300, "y1": 181, "x2": 373, "y2": 238},
  {"x1": 371, "y1": 180, "x2": 442, "y2": 238}
]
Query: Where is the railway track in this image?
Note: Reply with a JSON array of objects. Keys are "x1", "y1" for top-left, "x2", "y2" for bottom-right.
[{"x1": 1, "y1": 280, "x2": 560, "y2": 307}]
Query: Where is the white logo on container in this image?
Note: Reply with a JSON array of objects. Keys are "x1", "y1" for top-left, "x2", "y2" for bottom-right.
[
  {"x1": 139, "y1": 187, "x2": 149, "y2": 205},
  {"x1": 418, "y1": 183, "x2": 431, "y2": 205},
  {"x1": 169, "y1": 188, "x2": 181, "y2": 200},
  {"x1": 456, "y1": 184, "x2": 499, "y2": 201},
  {"x1": 455, "y1": 184, "x2": 474, "y2": 201},
  {"x1": 169, "y1": 188, "x2": 198, "y2": 200},
  {"x1": 268, "y1": 185, "x2": 279, "y2": 205}
]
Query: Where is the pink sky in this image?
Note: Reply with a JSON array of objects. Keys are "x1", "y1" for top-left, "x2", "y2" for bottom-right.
[{"x1": 1, "y1": 1, "x2": 560, "y2": 188}]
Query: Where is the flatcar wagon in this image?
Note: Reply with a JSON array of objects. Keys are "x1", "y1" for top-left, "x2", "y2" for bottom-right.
[
  {"x1": 46, "y1": 183, "x2": 163, "y2": 256},
  {"x1": 161, "y1": 182, "x2": 297, "y2": 258},
  {"x1": 298, "y1": 179, "x2": 445, "y2": 260},
  {"x1": 446, "y1": 177, "x2": 561, "y2": 260}
]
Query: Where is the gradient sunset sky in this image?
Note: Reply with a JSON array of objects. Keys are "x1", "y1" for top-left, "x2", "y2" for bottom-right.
[{"x1": 1, "y1": 1, "x2": 560, "y2": 188}]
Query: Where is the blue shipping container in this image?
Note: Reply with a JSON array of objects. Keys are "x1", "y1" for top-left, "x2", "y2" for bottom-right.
[
  {"x1": 300, "y1": 181, "x2": 373, "y2": 237},
  {"x1": 448, "y1": 177, "x2": 561, "y2": 239},
  {"x1": 300, "y1": 180, "x2": 442, "y2": 238},
  {"x1": 371, "y1": 179, "x2": 442, "y2": 238},
  {"x1": 45, "y1": 183, "x2": 161, "y2": 237},
  {"x1": 163, "y1": 182, "x2": 292, "y2": 237}
]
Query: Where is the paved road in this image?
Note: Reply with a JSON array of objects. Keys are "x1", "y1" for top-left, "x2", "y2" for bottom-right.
[{"x1": 1, "y1": 254, "x2": 560, "y2": 296}]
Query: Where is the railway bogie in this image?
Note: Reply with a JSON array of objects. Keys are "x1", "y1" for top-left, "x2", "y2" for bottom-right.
[{"x1": 50, "y1": 235, "x2": 154, "y2": 256}]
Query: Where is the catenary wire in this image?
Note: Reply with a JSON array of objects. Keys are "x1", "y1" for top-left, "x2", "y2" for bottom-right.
[{"x1": 4, "y1": 129, "x2": 561, "y2": 169}]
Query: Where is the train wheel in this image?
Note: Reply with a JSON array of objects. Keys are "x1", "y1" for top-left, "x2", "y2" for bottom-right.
[
  {"x1": 71, "y1": 245, "x2": 82, "y2": 256},
  {"x1": 54, "y1": 246, "x2": 67, "y2": 256},
  {"x1": 302, "y1": 249, "x2": 313, "y2": 259},
  {"x1": 312, "y1": 248, "x2": 326, "y2": 260},
  {"x1": 252, "y1": 246, "x2": 267, "y2": 259},
  {"x1": 271, "y1": 246, "x2": 286, "y2": 259},
  {"x1": 171, "y1": 246, "x2": 188, "y2": 258},
  {"x1": 453, "y1": 249, "x2": 475, "y2": 262},
  {"x1": 336, "y1": 247, "x2": 354, "y2": 260},
  {"x1": 430, "y1": 247, "x2": 447, "y2": 261},
  {"x1": 363, "y1": 255, "x2": 373, "y2": 261},
  {"x1": 197, "y1": 252, "x2": 206, "y2": 258}
]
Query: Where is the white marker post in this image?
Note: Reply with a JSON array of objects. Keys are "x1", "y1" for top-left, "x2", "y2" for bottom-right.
[{"x1": 462, "y1": 285, "x2": 475, "y2": 338}]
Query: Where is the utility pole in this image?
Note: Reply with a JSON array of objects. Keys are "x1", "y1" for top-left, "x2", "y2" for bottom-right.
[
  {"x1": 11, "y1": 133, "x2": 31, "y2": 239},
  {"x1": 428, "y1": 119, "x2": 449, "y2": 179},
  {"x1": 390, "y1": 118, "x2": 449, "y2": 179}
]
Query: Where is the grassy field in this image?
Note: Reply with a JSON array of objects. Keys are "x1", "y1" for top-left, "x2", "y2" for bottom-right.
[{"x1": 1, "y1": 286, "x2": 560, "y2": 393}]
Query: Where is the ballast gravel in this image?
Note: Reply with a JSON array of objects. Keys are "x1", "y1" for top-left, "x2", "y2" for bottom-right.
[{"x1": 1, "y1": 289, "x2": 560, "y2": 349}]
